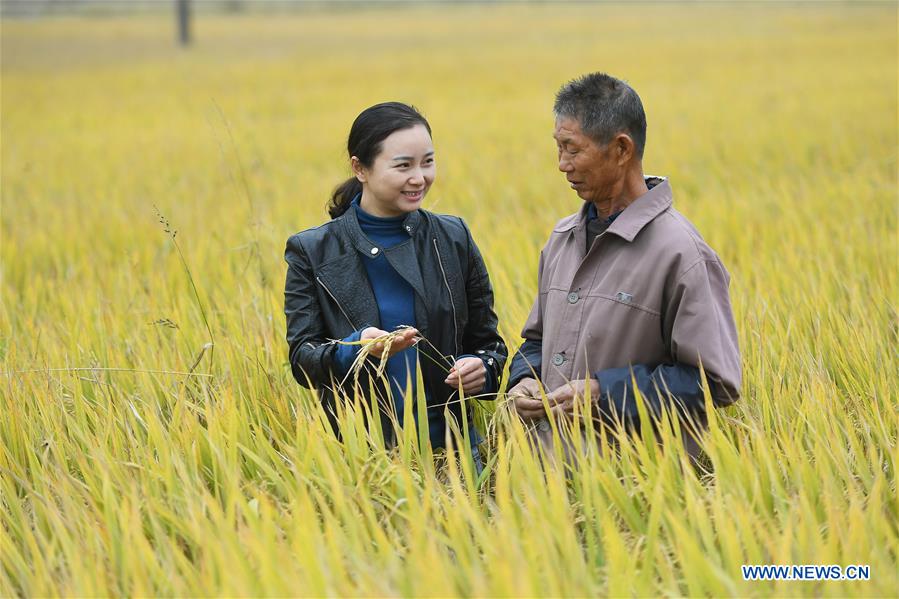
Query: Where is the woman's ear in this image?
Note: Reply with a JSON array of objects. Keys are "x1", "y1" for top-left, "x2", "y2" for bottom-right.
[{"x1": 350, "y1": 157, "x2": 367, "y2": 183}]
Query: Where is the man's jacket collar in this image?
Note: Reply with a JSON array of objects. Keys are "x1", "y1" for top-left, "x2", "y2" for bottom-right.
[{"x1": 554, "y1": 175, "x2": 671, "y2": 242}]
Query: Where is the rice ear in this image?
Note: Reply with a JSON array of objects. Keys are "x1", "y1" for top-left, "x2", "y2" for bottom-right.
[{"x1": 335, "y1": 325, "x2": 418, "y2": 387}]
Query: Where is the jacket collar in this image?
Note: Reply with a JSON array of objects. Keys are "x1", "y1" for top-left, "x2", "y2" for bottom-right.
[
  {"x1": 554, "y1": 176, "x2": 671, "y2": 243},
  {"x1": 335, "y1": 206, "x2": 429, "y2": 318},
  {"x1": 338, "y1": 205, "x2": 423, "y2": 255}
]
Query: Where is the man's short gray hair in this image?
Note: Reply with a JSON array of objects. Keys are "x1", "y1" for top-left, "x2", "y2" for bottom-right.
[{"x1": 554, "y1": 73, "x2": 647, "y2": 159}]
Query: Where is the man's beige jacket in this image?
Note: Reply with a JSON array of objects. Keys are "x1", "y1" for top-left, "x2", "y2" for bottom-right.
[{"x1": 520, "y1": 176, "x2": 742, "y2": 406}]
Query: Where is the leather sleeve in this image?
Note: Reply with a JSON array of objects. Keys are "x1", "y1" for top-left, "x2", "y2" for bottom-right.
[
  {"x1": 458, "y1": 220, "x2": 507, "y2": 396},
  {"x1": 284, "y1": 234, "x2": 342, "y2": 389}
]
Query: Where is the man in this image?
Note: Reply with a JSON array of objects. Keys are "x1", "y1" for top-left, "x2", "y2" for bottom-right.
[{"x1": 507, "y1": 73, "x2": 741, "y2": 456}]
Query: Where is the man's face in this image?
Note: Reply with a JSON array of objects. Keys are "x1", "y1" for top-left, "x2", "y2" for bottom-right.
[{"x1": 553, "y1": 116, "x2": 623, "y2": 204}]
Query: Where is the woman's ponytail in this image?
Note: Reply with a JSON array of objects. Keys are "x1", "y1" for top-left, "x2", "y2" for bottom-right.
[
  {"x1": 328, "y1": 177, "x2": 362, "y2": 218},
  {"x1": 326, "y1": 102, "x2": 431, "y2": 219}
]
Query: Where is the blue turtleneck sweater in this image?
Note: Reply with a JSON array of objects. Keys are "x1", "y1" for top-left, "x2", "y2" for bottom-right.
[
  {"x1": 354, "y1": 202, "x2": 419, "y2": 422},
  {"x1": 334, "y1": 199, "x2": 497, "y2": 450},
  {"x1": 331, "y1": 201, "x2": 418, "y2": 424}
]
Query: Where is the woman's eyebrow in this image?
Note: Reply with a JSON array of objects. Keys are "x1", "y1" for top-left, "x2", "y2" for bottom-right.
[{"x1": 391, "y1": 150, "x2": 435, "y2": 161}]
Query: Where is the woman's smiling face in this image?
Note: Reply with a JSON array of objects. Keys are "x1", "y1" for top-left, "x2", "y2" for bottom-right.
[{"x1": 354, "y1": 124, "x2": 436, "y2": 218}]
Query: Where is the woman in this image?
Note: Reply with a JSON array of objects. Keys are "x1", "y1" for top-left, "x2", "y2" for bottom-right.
[{"x1": 284, "y1": 102, "x2": 506, "y2": 457}]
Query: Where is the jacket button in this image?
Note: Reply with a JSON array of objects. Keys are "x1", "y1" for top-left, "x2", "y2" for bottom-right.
[
  {"x1": 567, "y1": 291, "x2": 579, "y2": 304},
  {"x1": 370, "y1": 247, "x2": 379, "y2": 255},
  {"x1": 552, "y1": 353, "x2": 565, "y2": 366}
]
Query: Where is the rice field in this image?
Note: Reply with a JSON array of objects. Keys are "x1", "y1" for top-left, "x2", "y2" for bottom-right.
[{"x1": 1, "y1": 3, "x2": 897, "y2": 596}]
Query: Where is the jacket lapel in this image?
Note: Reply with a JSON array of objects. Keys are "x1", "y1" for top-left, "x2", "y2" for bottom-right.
[
  {"x1": 336, "y1": 207, "x2": 433, "y2": 335},
  {"x1": 382, "y1": 243, "x2": 427, "y2": 301},
  {"x1": 384, "y1": 241, "x2": 431, "y2": 338}
]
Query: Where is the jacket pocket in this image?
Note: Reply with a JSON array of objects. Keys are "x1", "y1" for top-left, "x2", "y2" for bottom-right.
[{"x1": 595, "y1": 292, "x2": 661, "y2": 317}]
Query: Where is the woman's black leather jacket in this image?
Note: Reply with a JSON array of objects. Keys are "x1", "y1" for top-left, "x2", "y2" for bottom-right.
[{"x1": 284, "y1": 206, "x2": 507, "y2": 443}]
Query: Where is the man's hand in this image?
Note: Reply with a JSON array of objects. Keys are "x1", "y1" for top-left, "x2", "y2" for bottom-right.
[
  {"x1": 508, "y1": 377, "x2": 547, "y2": 420},
  {"x1": 360, "y1": 326, "x2": 419, "y2": 359},
  {"x1": 444, "y1": 356, "x2": 487, "y2": 394},
  {"x1": 546, "y1": 379, "x2": 601, "y2": 417}
]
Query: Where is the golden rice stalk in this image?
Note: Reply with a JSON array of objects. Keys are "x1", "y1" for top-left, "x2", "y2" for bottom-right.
[{"x1": 336, "y1": 325, "x2": 419, "y2": 386}]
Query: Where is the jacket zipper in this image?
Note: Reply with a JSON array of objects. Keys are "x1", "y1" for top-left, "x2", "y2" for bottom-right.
[
  {"x1": 433, "y1": 238, "x2": 460, "y2": 357},
  {"x1": 316, "y1": 276, "x2": 357, "y2": 330}
]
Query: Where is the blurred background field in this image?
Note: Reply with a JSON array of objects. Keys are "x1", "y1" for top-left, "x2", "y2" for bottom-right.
[{"x1": 1, "y1": 2, "x2": 897, "y2": 597}]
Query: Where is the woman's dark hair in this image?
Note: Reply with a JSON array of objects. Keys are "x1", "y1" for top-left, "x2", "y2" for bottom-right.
[{"x1": 328, "y1": 102, "x2": 432, "y2": 218}]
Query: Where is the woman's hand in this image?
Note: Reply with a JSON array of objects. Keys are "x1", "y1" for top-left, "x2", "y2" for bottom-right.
[
  {"x1": 360, "y1": 326, "x2": 419, "y2": 359},
  {"x1": 444, "y1": 356, "x2": 487, "y2": 394}
]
